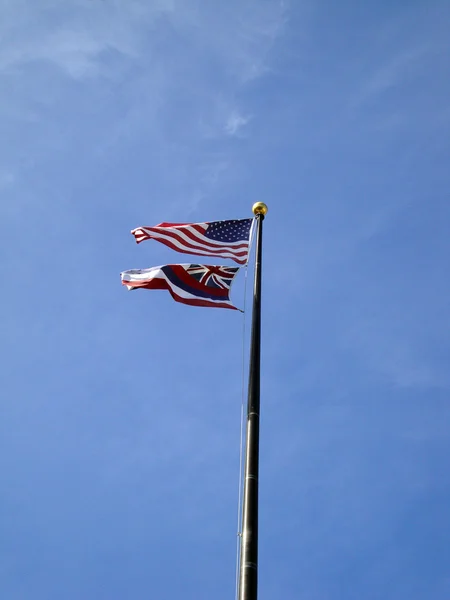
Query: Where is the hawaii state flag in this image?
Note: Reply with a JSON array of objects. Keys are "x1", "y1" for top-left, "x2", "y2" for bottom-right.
[{"x1": 121, "y1": 264, "x2": 240, "y2": 310}]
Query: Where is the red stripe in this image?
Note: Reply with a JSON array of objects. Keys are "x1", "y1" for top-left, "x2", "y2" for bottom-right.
[
  {"x1": 122, "y1": 279, "x2": 167, "y2": 290},
  {"x1": 156, "y1": 223, "x2": 206, "y2": 233},
  {"x1": 122, "y1": 267, "x2": 232, "y2": 298},
  {"x1": 122, "y1": 277, "x2": 237, "y2": 310},
  {"x1": 152, "y1": 230, "x2": 248, "y2": 255},
  {"x1": 168, "y1": 293, "x2": 238, "y2": 310},
  {"x1": 133, "y1": 223, "x2": 206, "y2": 235},
  {"x1": 131, "y1": 229, "x2": 151, "y2": 244},
  {"x1": 168, "y1": 225, "x2": 248, "y2": 251},
  {"x1": 132, "y1": 226, "x2": 249, "y2": 254},
  {"x1": 139, "y1": 236, "x2": 247, "y2": 265}
]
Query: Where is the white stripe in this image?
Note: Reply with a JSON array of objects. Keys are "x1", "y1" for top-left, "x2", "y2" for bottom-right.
[
  {"x1": 167, "y1": 223, "x2": 249, "y2": 249},
  {"x1": 141, "y1": 224, "x2": 250, "y2": 250},
  {"x1": 146, "y1": 229, "x2": 248, "y2": 254},
  {"x1": 121, "y1": 266, "x2": 164, "y2": 282},
  {"x1": 121, "y1": 266, "x2": 235, "y2": 307},
  {"x1": 167, "y1": 279, "x2": 234, "y2": 306},
  {"x1": 144, "y1": 229, "x2": 248, "y2": 260},
  {"x1": 161, "y1": 223, "x2": 208, "y2": 231}
]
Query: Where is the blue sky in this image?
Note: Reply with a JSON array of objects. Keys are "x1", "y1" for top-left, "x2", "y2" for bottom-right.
[{"x1": 1, "y1": 1, "x2": 450, "y2": 599}]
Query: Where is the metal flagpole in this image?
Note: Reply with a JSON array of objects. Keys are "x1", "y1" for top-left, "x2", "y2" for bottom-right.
[{"x1": 238, "y1": 202, "x2": 268, "y2": 600}]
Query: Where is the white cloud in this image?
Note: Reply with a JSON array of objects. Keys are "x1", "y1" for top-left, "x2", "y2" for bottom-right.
[
  {"x1": 0, "y1": 1, "x2": 170, "y2": 78},
  {"x1": 353, "y1": 45, "x2": 432, "y2": 108},
  {"x1": 0, "y1": 0, "x2": 288, "y2": 213},
  {"x1": 224, "y1": 111, "x2": 251, "y2": 136},
  {"x1": 0, "y1": 0, "x2": 287, "y2": 84}
]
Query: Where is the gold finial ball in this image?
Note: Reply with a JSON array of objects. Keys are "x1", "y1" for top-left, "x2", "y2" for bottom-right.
[{"x1": 252, "y1": 202, "x2": 268, "y2": 216}]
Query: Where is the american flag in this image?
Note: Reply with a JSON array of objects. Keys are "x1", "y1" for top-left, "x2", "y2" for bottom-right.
[
  {"x1": 121, "y1": 264, "x2": 240, "y2": 310},
  {"x1": 131, "y1": 219, "x2": 253, "y2": 265}
]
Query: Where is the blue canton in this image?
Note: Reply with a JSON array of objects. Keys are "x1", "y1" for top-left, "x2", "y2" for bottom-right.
[{"x1": 204, "y1": 219, "x2": 253, "y2": 243}]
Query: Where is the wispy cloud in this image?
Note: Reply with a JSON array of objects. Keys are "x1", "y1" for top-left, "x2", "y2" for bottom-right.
[
  {"x1": 224, "y1": 110, "x2": 251, "y2": 136},
  {"x1": 0, "y1": 0, "x2": 288, "y2": 213},
  {"x1": 352, "y1": 45, "x2": 433, "y2": 108}
]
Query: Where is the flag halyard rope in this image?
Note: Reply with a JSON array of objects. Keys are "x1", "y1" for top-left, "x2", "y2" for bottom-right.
[{"x1": 235, "y1": 262, "x2": 249, "y2": 600}]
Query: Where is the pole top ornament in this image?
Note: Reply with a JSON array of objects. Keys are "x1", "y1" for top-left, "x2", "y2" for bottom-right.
[{"x1": 252, "y1": 202, "x2": 268, "y2": 216}]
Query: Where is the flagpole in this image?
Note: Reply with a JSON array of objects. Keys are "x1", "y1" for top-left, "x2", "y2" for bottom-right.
[{"x1": 238, "y1": 202, "x2": 268, "y2": 600}]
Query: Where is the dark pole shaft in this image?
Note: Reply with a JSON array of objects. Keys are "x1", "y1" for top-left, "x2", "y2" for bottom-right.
[{"x1": 238, "y1": 213, "x2": 264, "y2": 600}]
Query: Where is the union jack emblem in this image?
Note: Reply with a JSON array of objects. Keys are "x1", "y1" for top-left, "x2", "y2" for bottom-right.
[{"x1": 186, "y1": 264, "x2": 239, "y2": 289}]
